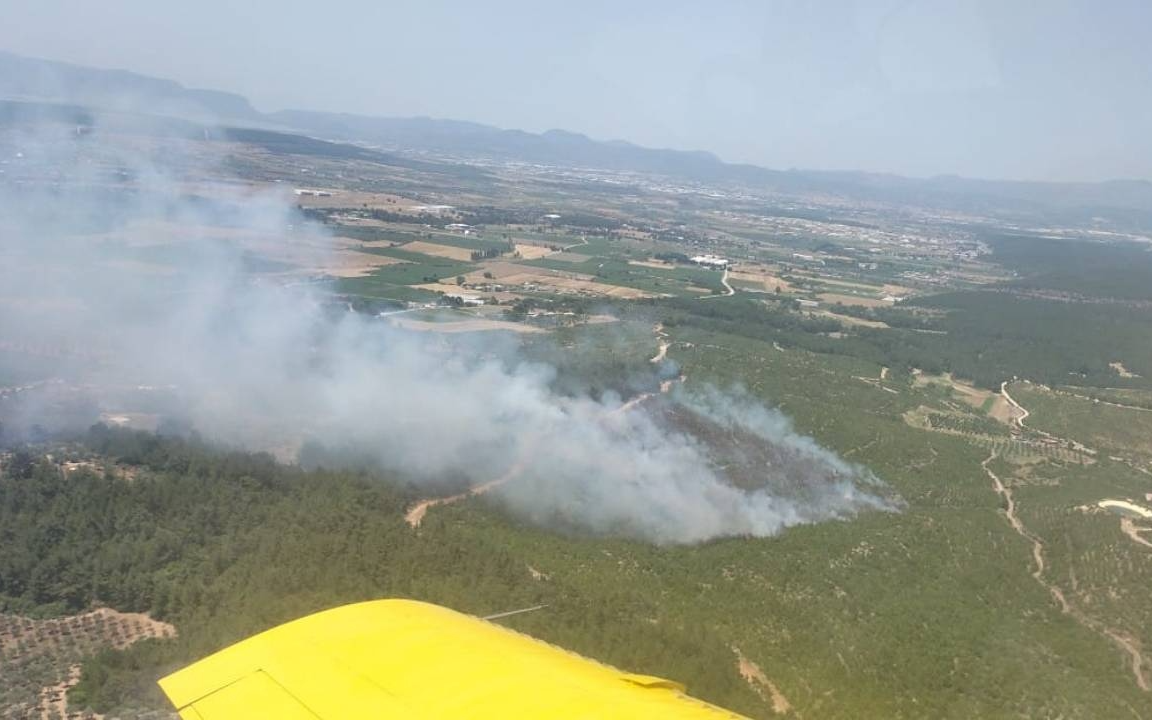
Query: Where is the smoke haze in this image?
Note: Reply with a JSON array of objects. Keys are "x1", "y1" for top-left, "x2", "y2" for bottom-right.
[{"x1": 0, "y1": 115, "x2": 898, "y2": 544}]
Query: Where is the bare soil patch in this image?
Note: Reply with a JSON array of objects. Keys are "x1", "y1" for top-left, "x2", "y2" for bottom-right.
[
  {"x1": 629, "y1": 259, "x2": 677, "y2": 270},
  {"x1": 387, "y1": 317, "x2": 544, "y2": 334},
  {"x1": 400, "y1": 241, "x2": 475, "y2": 262},
  {"x1": 732, "y1": 646, "x2": 793, "y2": 715},
  {"x1": 729, "y1": 269, "x2": 792, "y2": 293},
  {"x1": 464, "y1": 266, "x2": 659, "y2": 299},
  {"x1": 542, "y1": 252, "x2": 591, "y2": 263},
  {"x1": 817, "y1": 292, "x2": 888, "y2": 308},
  {"x1": 513, "y1": 244, "x2": 554, "y2": 260},
  {"x1": 915, "y1": 372, "x2": 1003, "y2": 414},
  {"x1": 814, "y1": 310, "x2": 889, "y2": 329},
  {"x1": 1111, "y1": 362, "x2": 1140, "y2": 378},
  {"x1": 414, "y1": 282, "x2": 477, "y2": 295},
  {"x1": 321, "y1": 250, "x2": 408, "y2": 278},
  {"x1": 462, "y1": 261, "x2": 525, "y2": 281},
  {"x1": 294, "y1": 190, "x2": 422, "y2": 212}
]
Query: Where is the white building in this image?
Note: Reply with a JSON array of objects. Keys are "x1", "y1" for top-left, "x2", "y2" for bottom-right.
[{"x1": 690, "y1": 254, "x2": 730, "y2": 268}]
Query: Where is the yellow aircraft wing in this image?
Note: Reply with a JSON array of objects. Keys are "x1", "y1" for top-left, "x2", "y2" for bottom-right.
[{"x1": 158, "y1": 599, "x2": 750, "y2": 719}]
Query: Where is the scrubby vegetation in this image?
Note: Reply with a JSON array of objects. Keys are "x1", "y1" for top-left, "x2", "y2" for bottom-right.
[
  {"x1": 5, "y1": 317, "x2": 1152, "y2": 719},
  {"x1": 646, "y1": 290, "x2": 1152, "y2": 391}
]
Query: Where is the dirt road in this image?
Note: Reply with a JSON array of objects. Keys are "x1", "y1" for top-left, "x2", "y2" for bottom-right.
[
  {"x1": 406, "y1": 323, "x2": 683, "y2": 527},
  {"x1": 650, "y1": 324, "x2": 670, "y2": 364},
  {"x1": 733, "y1": 646, "x2": 793, "y2": 715},
  {"x1": 405, "y1": 460, "x2": 525, "y2": 528},
  {"x1": 983, "y1": 453, "x2": 1149, "y2": 691},
  {"x1": 699, "y1": 267, "x2": 734, "y2": 300},
  {"x1": 1000, "y1": 381, "x2": 1030, "y2": 430},
  {"x1": 1000, "y1": 381, "x2": 1096, "y2": 455},
  {"x1": 719, "y1": 267, "x2": 734, "y2": 296}
]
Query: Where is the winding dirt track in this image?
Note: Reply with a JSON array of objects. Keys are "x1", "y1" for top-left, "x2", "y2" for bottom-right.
[
  {"x1": 698, "y1": 267, "x2": 734, "y2": 300},
  {"x1": 405, "y1": 460, "x2": 526, "y2": 528},
  {"x1": 405, "y1": 324, "x2": 682, "y2": 528},
  {"x1": 650, "y1": 324, "x2": 670, "y2": 364},
  {"x1": 1001, "y1": 381, "x2": 1097, "y2": 455},
  {"x1": 983, "y1": 452, "x2": 1150, "y2": 691},
  {"x1": 719, "y1": 267, "x2": 734, "y2": 296},
  {"x1": 1000, "y1": 381, "x2": 1030, "y2": 430}
]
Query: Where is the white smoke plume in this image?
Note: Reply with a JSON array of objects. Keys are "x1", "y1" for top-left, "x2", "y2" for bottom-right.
[{"x1": 0, "y1": 111, "x2": 899, "y2": 544}]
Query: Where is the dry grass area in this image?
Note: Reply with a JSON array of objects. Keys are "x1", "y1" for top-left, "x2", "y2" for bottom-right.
[
  {"x1": 413, "y1": 282, "x2": 474, "y2": 295},
  {"x1": 464, "y1": 261, "x2": 528, "y2": 281},
  {"x1": 387, "y1": 317, "x2": 544, "y2": 334},
  {"x1": 293, "y1": 190, "x2": 422, "y2": 212},
  {"x1": 916, "y1": 371, "x2": 997, "y2": 409},
  {"x1": 541, "y1": 252, "x2": 591, "y2": 264},
  {"x1": 814, "y1": 310, "x2": 889, "y2": 329},
  {"x1": 319, "y1": 250, "x2": 408, "y2": 278},
  {"x1": 818, "y1": 277, "x2": 884, "y2": 292},
  {"x1": 912, "y1": 371, "x2": 1016, "y2": 425},
  {"x1": 1, "y1": 609, "x2": 176, "y2": 719},
  {"x1": 463, "y1": 264, "x2": 659, "y2": 299},
  {"x1": 91, "y1": 218, "x2": 371, "y2": 282},
  {"x1": 728, "y1": 266, "x2": 792, "y2": 293},
  {"x1": 881, "y1": 283, "x2": 915, "y2": 297},
  {"x1": 512, "y1": 244, "x2": 554, "y2": 260},
  {"x1": 817, "y1": 292, "x2": 889, "y2": 308},
  {"x1": 628, "y1": 259, "x2": 676, "y2": 270},
  {"x1": 89, "y1": 217, "x2": 412, "y2": 281},
  {"x1": 986, "y1": 395, "x2": 1016, "y2": 425},
  {"x1": 399, "y1": 241, "x2": 475, "y2": 262},
  {"x1": 543, "y1": 276, "x2": 658, "y2": 298}
]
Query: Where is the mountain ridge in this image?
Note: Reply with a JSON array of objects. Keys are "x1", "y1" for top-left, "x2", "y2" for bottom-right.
[{"x1": 3, "y1": 50, "x2": 1152, "y2": 229}]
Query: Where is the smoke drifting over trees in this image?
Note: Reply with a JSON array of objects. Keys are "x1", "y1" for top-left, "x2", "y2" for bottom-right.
[{"x1": 0, "y1": 117, "x2": 897, "y2": 544}]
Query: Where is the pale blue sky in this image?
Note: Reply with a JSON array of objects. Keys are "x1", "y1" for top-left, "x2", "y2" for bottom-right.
[{"x1": 2, "y1": 0, "x2": 1149, "y2": 181}]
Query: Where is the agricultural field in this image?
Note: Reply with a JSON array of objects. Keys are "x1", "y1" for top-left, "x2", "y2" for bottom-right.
[{"x1": 0, "y1": 609, "x2": 174, "y2": 719}]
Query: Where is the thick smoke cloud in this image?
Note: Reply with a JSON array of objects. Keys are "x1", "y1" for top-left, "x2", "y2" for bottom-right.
[{"x1": 0, "y1": 115, "x2": 898, "y2": 544}]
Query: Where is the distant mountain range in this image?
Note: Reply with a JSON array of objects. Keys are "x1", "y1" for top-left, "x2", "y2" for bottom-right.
[
  {"x1": 3, "y1": 50, "x2": 1152, "y2": 231},
  {"x1": 0, "y1": 51, "x2": 259, "y2": 123}
]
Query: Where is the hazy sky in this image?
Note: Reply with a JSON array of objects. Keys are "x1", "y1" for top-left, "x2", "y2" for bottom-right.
[{"x1": 2, "y1": 0, "x2": 1150, "y2": 181}]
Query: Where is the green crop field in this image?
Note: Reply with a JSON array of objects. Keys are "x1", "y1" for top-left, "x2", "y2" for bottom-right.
[{"x1": 334, "y1": 253, "x2": 476, "y2": 300}]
